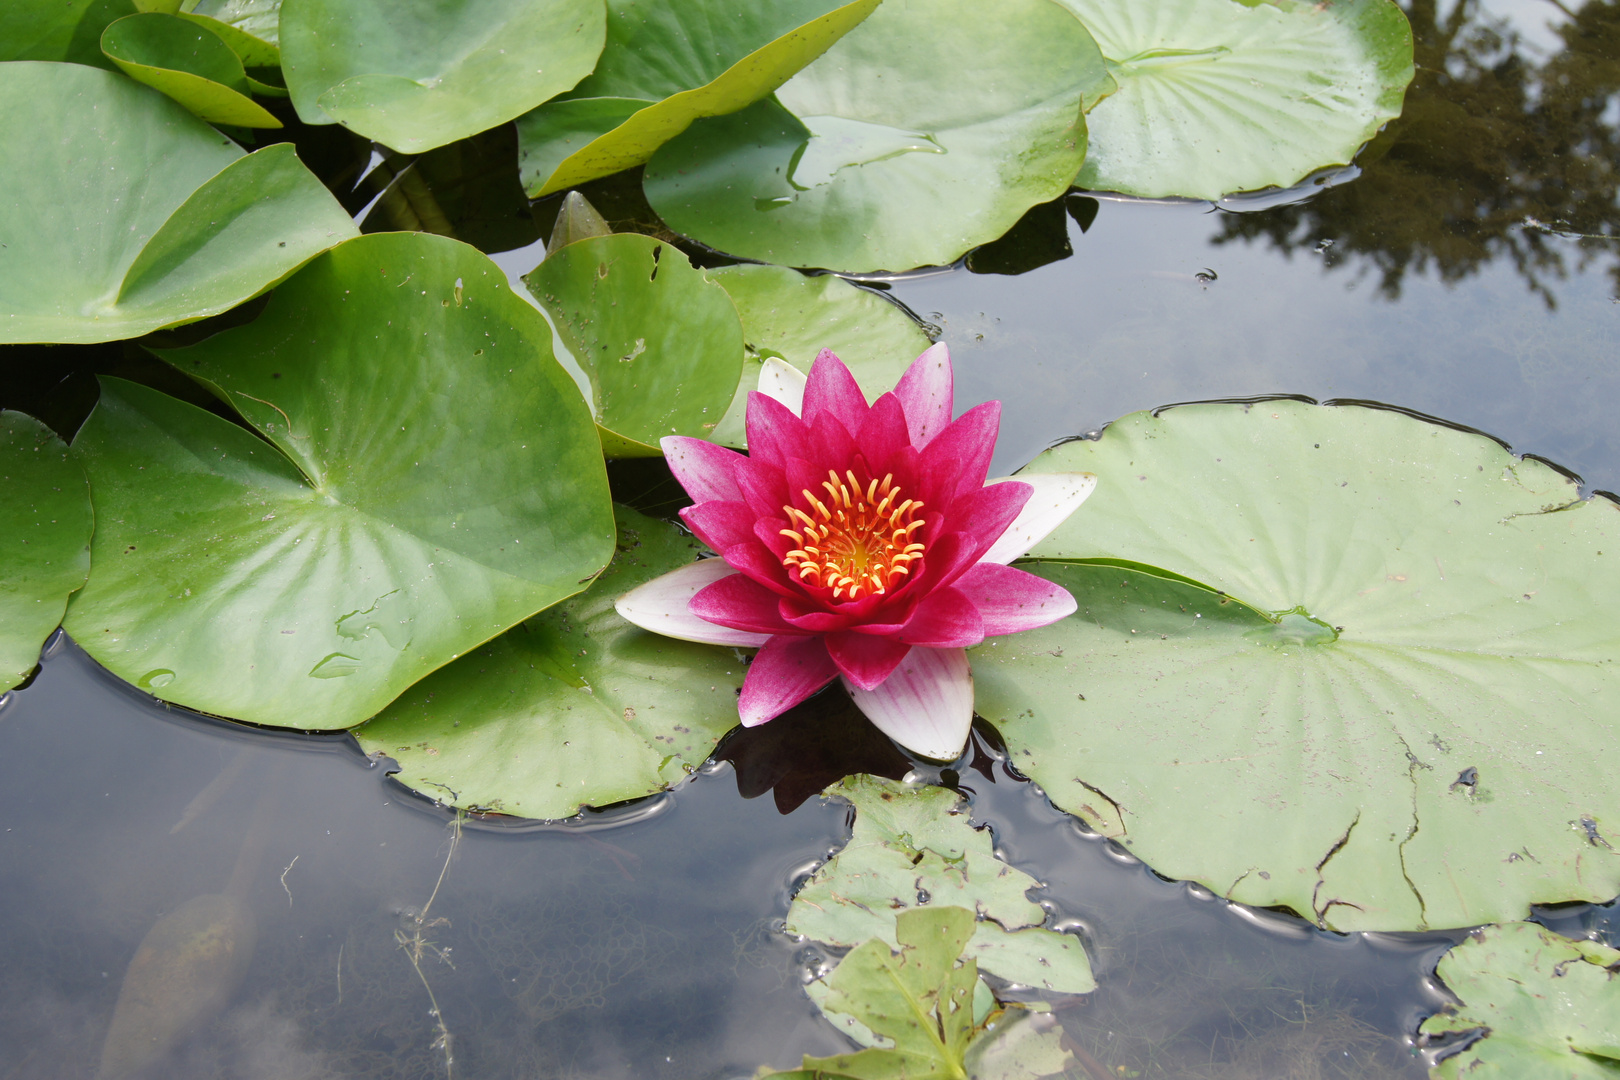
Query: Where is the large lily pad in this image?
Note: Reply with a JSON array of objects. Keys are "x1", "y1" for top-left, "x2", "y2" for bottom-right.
[
  {"x1": 525, "y1": 233, "x2": 743, "y2": 457},
  {"x1": 1, "y1": 0, "x2": 137, "y2": 69},
  {"x1": 279, "y1": 0, "x2": 606, "y2": 153},
  {"x1": 789, "y1": 776, "x2": 1096, "y2": 994},
  {"x1": 516, "y1": 0, "x2": 878, "y2": 197},
  {"x1": 973, "y1": 401, "x2": 1620, "y2": 932},
  {"x1": 0, "y1": 62, "x2": 355, "y2": 344},
  {"x1": 1, "y1": 413, "x2": 93, "y2": 691},
  {"x1": 1063, "y1": 0, "x2": 1413, "y2": 200},
  {"x1": 704, "y1": 264, "x2": 931, "y2": 449},
  {"x1": 101, "y1": 13, "x2": 281, "y2": 126},
  {"x1": 184, "y1": 0, "x2": 280, "y2": 53},
  {"x1": 644, "y1": 0, "x2": 1113, "y2": 273},
  {"x1": 355, "y1": 506, "x2": 747, "y2": 819},
  {"x1": 1421, "y1": 922, "x2": 1620, "y2": 1078},
  {"x1": 63, "y1": 233, "x2": 615, "y2": 730}
]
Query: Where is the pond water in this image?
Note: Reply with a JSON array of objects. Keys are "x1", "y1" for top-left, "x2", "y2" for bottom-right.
[{"x1": 3, "y1": 1, "x2": 1619, "y2": 1077}]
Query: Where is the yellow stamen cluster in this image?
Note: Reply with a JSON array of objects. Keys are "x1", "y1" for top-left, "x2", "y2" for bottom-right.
[{"x1": 781, "y1": 470, "x2": 927, "y2": 600}]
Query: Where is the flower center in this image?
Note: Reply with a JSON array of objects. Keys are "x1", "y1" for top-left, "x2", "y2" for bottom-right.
[{"x1": 780, "y1": 470, "x2": 926, "y2": 601}]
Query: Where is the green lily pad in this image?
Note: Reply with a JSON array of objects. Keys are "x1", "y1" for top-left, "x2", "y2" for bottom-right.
[
  {"x1": 1, "y1": 0, "x2": 137, "y2": 69},
  {"x1": 355, "y1": 506, "x2": 747, "y2": 819},
  {"x1": 516, "y1": 0, "x2": 879, "y2": 197},
  {"x1": 183, "y1": 0, "x2": 280, "y2": 53},
  {"x1": 788, "y1": 776, "x2": 1096, "y2": 994},
  {"x1": 1063, "y1": 0, "x2": 1414, "y2": 200},
  {"x1": 973, "y1": 401, "x2": 1620, "y2": 932},
  {"x1": 279, "y1": 0, "x2": 606, "y2": 153},
  {"x1": 704, "y1": 264, "x2": 931, "y2": 449},
  {"x1": 0, "y1": 62, "x2": 356, "y2": 345},
  {"x1": 63, "y1": 233, "x2": 615, "y2": 730},
  {"x1": 1, "y1": 413, "x2": 93, "y2": 691},
  {"x1": 101, "y1": 13, "x2": 281, "y2": 127},
  {"x1": 1421, "y1": 922, "x2": 1620, "y2": 1078},
  {"x1": 644, "y1": 0, "x2": 1112, "y2": 273},
  {"x1": 525, "y1": 233, "x2": 743, "y2": 457}
]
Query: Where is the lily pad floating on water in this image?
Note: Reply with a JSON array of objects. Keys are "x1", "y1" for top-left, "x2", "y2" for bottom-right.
[
  {"x1": 1421, "y1": 922, "x2": 1620, "y2": 1078},
  {"x1": 788, "y1": 776, "x2": 1096, "y2": 995},
  {"x1": 356, "y1": 506, "x2": 747, "y2": 819},
  {"x1": 279, "y1": 0, "x2": 606, "y2": 153},
  {"x1": 0, "y1": 62, "x2": 354, "y2": 345},
  {"x1": 63, "y1": 232, "x2": 615, "y2": 731},
  {"x1": 1, "y1": 413, "x2": 93, "y2": 692},
  {"x1": 0, "y1": 0, "x2": 137, "y2": 69},
  {"x1": 644, "y1": 0, "x2": 1114, "y2": 273},
  {"x1": 703, "y1": 263, "x2": 932, "y2": 449},
  {"x1": 183, "y1": 0, "x2": 281, "y2": 53},
  {"x1": 1063, "y1": 0, "x2": 1414, "y2": 201},
  {"x1": 973, "y1": 401, "x2": 1620, "y2": 932},
  {"x1": 100, "y1": 13, "x2": 281, "y2": 126},
  {"x1": 525, "y1": 232, "x2": 744, "y2": 457},
  {"x1": 516, "y1": 0, "x2": 879, "y2": 197}
]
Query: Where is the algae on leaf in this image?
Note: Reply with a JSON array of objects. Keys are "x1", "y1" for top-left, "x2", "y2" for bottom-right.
[
  {"x1": 64, "y1": 233, "x2": 615, "y2": 731},
  {"x1": 356, "y1": 506, "x2": 748, "y2": 820},
  {"x1": 973, "y1": 401, "x2": 1620, "y2": 932}
]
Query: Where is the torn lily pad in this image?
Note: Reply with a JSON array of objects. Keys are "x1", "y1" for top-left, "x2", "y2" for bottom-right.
[
  {"x1": 973, "y1": 401, "x2": 1620, "y2": 932},
  {"x1": 788, "y1": 775, "x2": 1096, "y2": 994},
  {"x1": 355, "y1": 505, "x2": 747, "y2": 820}
]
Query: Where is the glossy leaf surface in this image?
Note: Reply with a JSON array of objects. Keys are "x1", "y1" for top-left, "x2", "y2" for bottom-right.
[{"x1": 101, "y1": 13, "x2": 281, "y2": 126}]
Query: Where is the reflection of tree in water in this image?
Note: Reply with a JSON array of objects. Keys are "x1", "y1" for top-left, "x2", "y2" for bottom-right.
[{"x1": 1211, "y1": 0, "x2": 1620, "y2": 307}]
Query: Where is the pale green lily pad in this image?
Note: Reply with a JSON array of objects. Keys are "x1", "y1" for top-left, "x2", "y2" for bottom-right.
[
  {"x1": 0, "y1": 0, "x2": 137, "y2": 69},
  {"x1": 525, "y1": 233, "x2": 743, "y2": 457},
  {"x1": 1063, "y1": 0, "x2": 1413, "y2": 200},
  {"x1": 184, "y1": 0, "x2": 280, "y2": 53},
  {"x1": 101, "y1": 13, "x2": 281, "y2": 127},
  {"x1": 279, "y1": 0, "x2": 606, "y2": 153},
  {"x1": 973, "y1": 401, "x2": 1620, "y2": 932},
  {"x1": 355, "y1": 506, "x2": 747, "y2": 819},
  {"x1": 516, "y1": 0, "x2": 878, "y2": 197},
  {"x1": 788, "y1": 776, "x2": 1096, "y2": 994},
  {"x1": 1422, "y1": 922, "x2": 1620, "y2": 1078},
  {"x1": 0, "y1": 62, "x2": 355, "y2": 344},
  {"x1": 644, "y1": 0, "x2": 1113, "y2": 273},
  {"x1": 704, "y1": 264, "x2": 931, "y2": 449},
  {"x1": 1, "y1": 413, "x2": 93, "y2": 691},
  {"x1": 63, "y1": 233, "x2": 615, "y2": 731}
]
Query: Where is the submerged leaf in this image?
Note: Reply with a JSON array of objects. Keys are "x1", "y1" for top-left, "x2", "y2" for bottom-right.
[
  {"x1": 100, "y1": 13, "x2": 281, "y2": 127},
  {"x1": 64, "y1": 233, "x2": 615, "y2": 730},
  {"x1": 973, "y1": 401, "x2": 1620, "y2": 931}
]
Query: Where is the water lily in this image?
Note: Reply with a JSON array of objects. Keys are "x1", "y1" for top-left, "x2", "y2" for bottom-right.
[{"x1": 615, "y1": 344, "x2": 1095, "y2": 760}]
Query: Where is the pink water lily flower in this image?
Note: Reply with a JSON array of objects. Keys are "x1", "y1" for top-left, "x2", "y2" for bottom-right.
[{"x1": 614, "y1": 344, "x2": 1095, "y2": 760}]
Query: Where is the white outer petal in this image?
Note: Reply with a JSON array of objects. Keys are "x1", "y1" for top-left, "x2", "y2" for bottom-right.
[
  {"x1": 844, "y1": 646, "x2": 973, "y2": 762},
  {"x1": 979, "y1": 472, "x2": 1098, "y2": 565},
  {"x1": 613, "y1": 560, "x2": 771, "y2": 647},
  {"x1": 758, "y1": 356, "x2": 807, "y2": 417}
]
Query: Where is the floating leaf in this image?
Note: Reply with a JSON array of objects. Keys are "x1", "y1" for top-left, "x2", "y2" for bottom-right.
[
  {"x1": 356, "y1": 506, "x2": 747, "y2": 819},
  {"x1": 788, "y1": 776, "x2": 1096, "y2": 994},
  {"x1": 1063, "y1": 0, "x2": 1414, "y2": 200},
  {"x1": 101, "y1": 13, "x2": 281, "y2": 127},
  {"x1": 525, "y1": 233, "x2": 743, "y2": 457},
  {"x1": 279, "y1": 0, "x2": 606, "y2": 153},
  {"x1": 1421, "y1": 922, "x2": 1620, "y2": 1078},
  {"x1": 704, "y1": 264, "x2": 931, "y2": 449},
  {"x1": 183, "y1": 0, "x2": 280, "y2": 53},
  {"x1": 1, "y1": 413, "x2": 93, "y2": 691},
  {"x1": 0, "y1": 0, "x2": 137, "y2": 69},
  {"x1": 0, "y1": 62, "x2": 355, "y2": 344},
  {"x1": 516, "y1": 0, "x2": 879, "y2": 197},
  {"x1": 644, "y1": 0, "x2": 1112, "y2": 273},
  {"x1": 973, "y1": 402, "x2": 1620, "y2": 931},
  {"x1": 63, "y1": 233, "x2": 615, "y2": 730}
]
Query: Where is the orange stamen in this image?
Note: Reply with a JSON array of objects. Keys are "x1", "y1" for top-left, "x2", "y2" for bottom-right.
[{"x1": 779, "y1": 471, "x2": 927, "y2": 602}]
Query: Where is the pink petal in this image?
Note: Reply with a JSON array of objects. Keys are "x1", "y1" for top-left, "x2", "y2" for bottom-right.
[
  {"x1": 907, "y1": 530, "x2": 982, "y2": 595},
  {"x1": 661, "y1": 436, "x2": 747, "y2": 503},
  {"x1": 719, "y1": 541, "x2": 799, "y2": 597},
  {"x1": 753, "y1": 515, "x2": 794, "y2": 560},
  {"x1": 946, "y1": 480, "x2": 1032, "y2": 561},
  {"x1": 919, "y1": 400, "x2": 1002, "y2": 499},
  {"x1": 758, "y1": 357, "x2": 807, "y2": 416},
  {"x1": 615, "y1": 561, "x2": 773, "y2": 647},
  {"x1": 778, "y1": 600, "x2": 852, "y2": 633},
  {"x1": 733, "y1": 457, "x2": 788, "y2": 520},
  {"x1": 801, "y1": 349, "x2": 869, "y2": 434},
  {"x1": 893, "y1": 342, "x2": 953, "y2": 448},
  {"x1": 808, "y1": 408, "x2": 856, "y2": 466},
  {"x1": 746, "y1": 391, "x2": 813, "y2": 471},
  {"x1": 898, "y1": 586, "x2": 985, "y2": 648},
  {"x1": 845, "y1": 646, "x2": 974, "y2": 761},
  {"x1": 678, "y1": 500, "x2": 758, "y2": 554},
  {"x1": 825, "y1": 631, "x2": 912, "y2": 691},
  {"x1": 953, "y1": 562, "x2": 1078, "y2": 635},
  {"x1": 691, "y1": 571, "x2": 802, "y2": 635},
  {"x1": 856, "y1": 392, "x2": 912, "y2": 474},
  {"x1": 739, "y1": 635, "x2": 839, "y2": 726},
  {"x1": 978, "y1": 473, "x2": 1098, "y2": 564}
]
